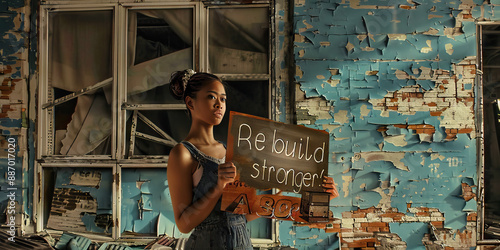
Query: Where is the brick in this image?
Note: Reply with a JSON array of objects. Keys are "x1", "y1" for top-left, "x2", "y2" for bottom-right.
[
  {"x1": 418, "y1": 217, "x2": 431, "y2": 222},
  {"x1": 366, "y1": 227, "x2": 380, "y2": 232},
  {"x1": 343, "y1": 218, "x2": 354, "y2": 224},
  {"x1": 381, "y1": 217, "x2": 394, "y2": 223},
  {"x1": 346, "y1": 242, "x2": 367, "y2": 248},
  {"x1": 393, "y1": 216, "x2": 404, "y2": 221},
  {"x1": 352, "y1": 212, "x2": 367, "y2": 218},
  {"x1": 458, "y1": 128, "x2": 473, "y2": 134},
  {"x1": 366, "y1": 222, "x2": 388, "y2": 227},
  {"x1": 431, "y1": 221, "x2": 443, "y2": 228},
  {"x1": 416, "y1": 212, "x2": 430, "y2": 217},
  {"x1": 325, "y1": 228, "x2": 340, "y2": 233},
  {"x1": 431, "y1": 212, "x2": 443, "y2": 217},
  {"x1": 380, "y1": 212, "x2": 403, "y2": 218},
  {"x1": 342, "y1": 211, "x2": 353, "y2": 218},
  {"x1": 354, "y1": 218, "x2": 368, "y2": 223},
  {"x1": 403, "y1": 216, "x2": 418, "y2": 222},
  {"x1": 359, "y1": 207, "x2": 378, "y2": 213}
]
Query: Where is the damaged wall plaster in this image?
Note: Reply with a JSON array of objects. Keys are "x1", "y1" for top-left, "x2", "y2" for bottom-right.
[
  {"x1": 289, "y1": 0, "x2": 486, "y2": 249},
  {"x1": 0, "y1": 0, "x2": 496, "y2": 248},
  {"x1": 0, "y1": 0, "x2": 33, "y2": 235}
]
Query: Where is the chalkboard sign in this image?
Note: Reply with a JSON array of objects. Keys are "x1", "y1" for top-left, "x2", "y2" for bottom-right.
[{"x1": 226, "y1": 112, "x2": 329, "y2": 194}]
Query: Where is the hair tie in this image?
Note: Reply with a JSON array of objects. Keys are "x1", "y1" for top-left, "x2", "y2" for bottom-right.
[{"x1": 182, "y1": 69, "x2": 196, "y2": 90}]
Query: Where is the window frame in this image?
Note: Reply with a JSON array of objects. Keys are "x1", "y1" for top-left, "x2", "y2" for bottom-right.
[
  {"x1": 476, "y1": 21, "x2": 500, "y2": 244},
  {"x1": 36, "y1": 1, "x2": 281, "y2": 246}
]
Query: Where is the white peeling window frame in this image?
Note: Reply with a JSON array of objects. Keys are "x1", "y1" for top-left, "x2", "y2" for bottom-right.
[
  {"x1": 476, "y1": 21, "x2": 500, "y2": 245},
  {"x1": 37, "y1": 0, "x2": 281, "y2": 245}
]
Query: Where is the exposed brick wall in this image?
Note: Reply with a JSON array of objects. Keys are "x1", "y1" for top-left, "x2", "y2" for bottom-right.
[
  {"x1": 288, "y1": 0, "x2": 485, "y2": 248},
  {"x1": 46, "y1": 188, "x2": 98, "y2": 232}
]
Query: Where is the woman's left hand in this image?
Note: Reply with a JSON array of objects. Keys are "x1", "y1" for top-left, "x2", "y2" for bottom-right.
[{"x1": 322, "y1": 176, "x2": 339, "y2": 200}]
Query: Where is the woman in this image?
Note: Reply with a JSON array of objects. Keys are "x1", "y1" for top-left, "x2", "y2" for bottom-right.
[{"x1": 167, "y1": 69, "x2": 338, "y2": 250}]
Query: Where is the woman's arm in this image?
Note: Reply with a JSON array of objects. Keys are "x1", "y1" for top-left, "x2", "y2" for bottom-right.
[{"x1": 167, "y1": 144, "x2": 236, "y2": 233}]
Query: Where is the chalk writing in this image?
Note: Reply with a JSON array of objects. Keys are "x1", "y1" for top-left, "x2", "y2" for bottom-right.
[{"x1": 227, "y1": 112, "x2": 329, "y2": 193}]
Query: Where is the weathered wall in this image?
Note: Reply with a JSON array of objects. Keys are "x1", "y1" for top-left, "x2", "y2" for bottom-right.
[
  {"x1": 0, "y1": 0, "x2": 494, "y2": 248},
  {"x1": 0, "y1": 0, "x2": 34, "y2": 236},
  {"x1": 279, "y1": 0, "x2": 485, "y2": 249}
]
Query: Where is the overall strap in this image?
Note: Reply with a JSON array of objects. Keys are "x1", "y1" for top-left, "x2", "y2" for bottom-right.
[{"x1": 180, "y1": 141, "x2": 205, "y2": 163}]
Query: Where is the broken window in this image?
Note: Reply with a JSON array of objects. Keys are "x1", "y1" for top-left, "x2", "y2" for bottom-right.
[
  {"x1": 479, "y1": 23, "x2": 500, "y2": 241},
  {"x1": 46, "y1": 10, "x2": 114, "y2": 156},
  {"x1": 38, "y1": 1, "x2": 278, "y2": 245},
  {"x1": 125, "y1": 9, "x2": 194, "y2": 158}
]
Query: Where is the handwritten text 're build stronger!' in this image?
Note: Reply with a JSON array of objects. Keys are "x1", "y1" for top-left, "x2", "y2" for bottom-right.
[{"x1": 237, "y1": 123, "x2": 326, "y2": 193}]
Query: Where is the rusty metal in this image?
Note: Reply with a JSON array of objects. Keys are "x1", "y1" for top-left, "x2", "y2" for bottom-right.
[
  {"x1": 122, "y1": 103, "x2": 186, "y2": 110},
  {"x1": 137, "y1": 111, "x2": 177, "y2": 146},
  {"x1": 128, "y1": 110, "x2": 138, "y2": 158}
]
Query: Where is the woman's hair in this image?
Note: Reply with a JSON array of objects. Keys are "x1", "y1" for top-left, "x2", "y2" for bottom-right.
[{"x1": 169, "y1": 69, "x2": 224, "y2": 113}]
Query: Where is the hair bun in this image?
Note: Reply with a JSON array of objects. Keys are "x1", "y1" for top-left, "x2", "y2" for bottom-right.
[{"x1": 169, "y1": 69, "x2": 195, "y2": 100}]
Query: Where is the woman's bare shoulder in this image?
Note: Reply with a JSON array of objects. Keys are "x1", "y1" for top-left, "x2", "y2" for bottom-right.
[{"x1": 168, "y1": 143, "x2": 195, "y2": 171}]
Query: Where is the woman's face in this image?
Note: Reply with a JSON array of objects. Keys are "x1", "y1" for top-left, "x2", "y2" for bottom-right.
[{"x1": 188, "y1": 80, "x2": 227, "y2": 126}]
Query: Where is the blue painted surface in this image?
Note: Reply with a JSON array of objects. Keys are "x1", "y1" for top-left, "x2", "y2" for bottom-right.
[
  {"x1": 0, "y1": 0, "x2": 492, "y2": 248},
  {"x1": 389, "y1": 222, "x2": 427, "y2": 249},
  {"x1": 292, "y1": 0, "x2": 482, "y2": 248}
]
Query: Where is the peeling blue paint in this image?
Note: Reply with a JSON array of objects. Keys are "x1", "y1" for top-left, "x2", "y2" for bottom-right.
[
  {"x1": 389, "y1": 222, "x2": 427, "y2": 249},
  {"x1": 293, "y1": 0, "x2": 480, "y2": 248},
  {"x1": 52, "y1": 168, "x2": 113, "y2": 233}
]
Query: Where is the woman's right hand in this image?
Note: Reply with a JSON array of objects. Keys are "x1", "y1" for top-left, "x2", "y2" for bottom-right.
[{"x1": 217, "y1": 162, "x2": 236, "y2": 190}]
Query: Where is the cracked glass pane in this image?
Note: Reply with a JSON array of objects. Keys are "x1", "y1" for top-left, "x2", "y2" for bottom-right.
[
  {"x1": 127, "y1": 9, "x2": 193, "y2": 105},
  {"x1": 126, "y1": 110, "x2": 190, "y2": 157},
  {"x1": 48, "y1": 10, "x2": 113, "y2": 155},
  {"x1": 209, "y1": 7, "x2": 269, "y2": 74},
  {"x1": 125, "y1": 9, "x2": 194, "y2": 157}
]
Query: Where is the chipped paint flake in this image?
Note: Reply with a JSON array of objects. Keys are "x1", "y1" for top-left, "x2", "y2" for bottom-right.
[
  {"x1": 359, "y1": 152, "x2": 409, "y2": 171},
  {"x1": 445, "y1": 43, "x2": 454, "y2": 55},
  {"x1": 420, "y1": 40, "x2": 433, "y2": 53},
  {"x1": 334, "y1": 110, "x2": 349, "y2": 124},
  {"x1": 342, "y1": 176, "x2": 353, "y2": 198},
  {"x1": 384, "y1": 134, "x2": 408, "y2": 147},
  {"x1": 388, "y1": 34, "x2": 407, "y2": 41},
  {"x1": 360, "y1": 104, "x2": 370, "y2": 120},
  {"x1": 69, "y1": 171, "x2": 101, "y2": 188},
  {"x1": 346, "y1": 42, "x2": 355, "y2": 52}
]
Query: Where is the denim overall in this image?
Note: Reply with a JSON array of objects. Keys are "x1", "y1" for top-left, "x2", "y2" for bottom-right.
[{"x1": 181, "y1": 141, "x2": 252, "y2": 250}]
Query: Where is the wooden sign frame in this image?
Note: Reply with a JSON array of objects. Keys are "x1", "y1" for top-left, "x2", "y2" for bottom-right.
[
  {"x1": 222, "y1": 112, "x2": 331, "y2": 222},
  {"x1": 225, "y1": 111, "x2": 329, "y2": 194}
]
